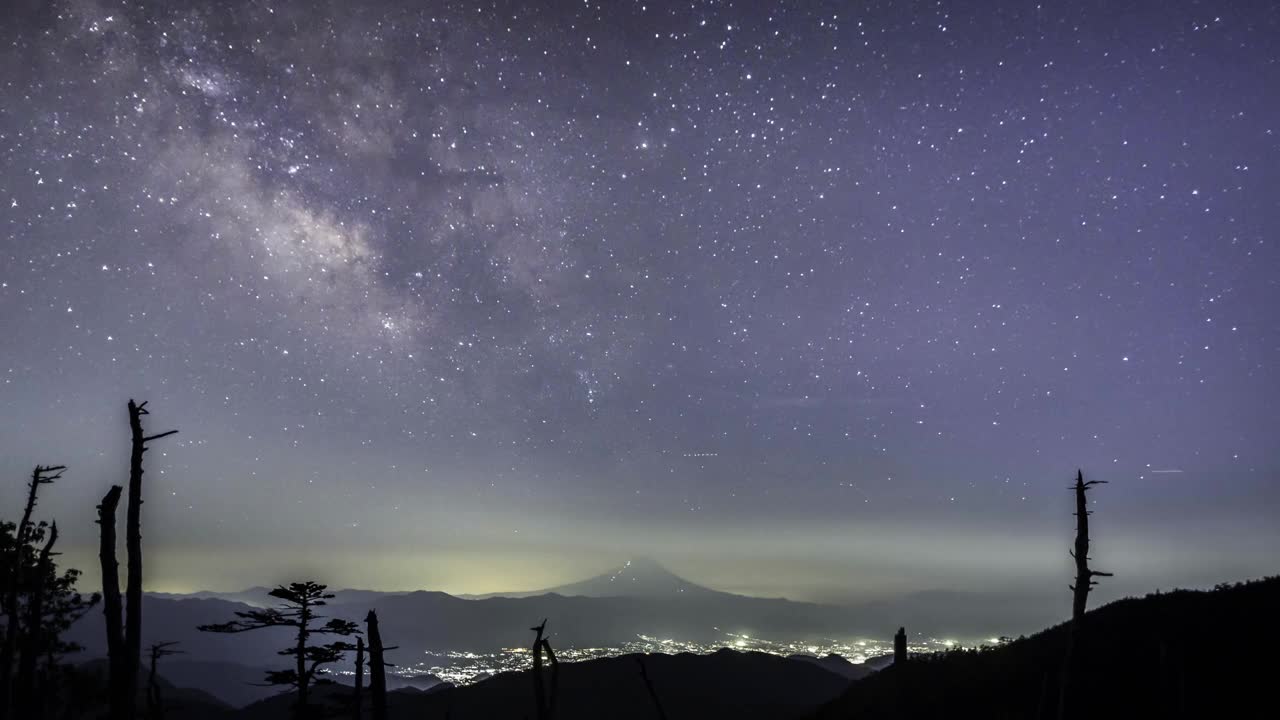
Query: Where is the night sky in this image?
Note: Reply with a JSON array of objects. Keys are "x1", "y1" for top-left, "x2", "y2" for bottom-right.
[{"x1": 1, "y1": 0, "x2": 1277, "y2": 607}]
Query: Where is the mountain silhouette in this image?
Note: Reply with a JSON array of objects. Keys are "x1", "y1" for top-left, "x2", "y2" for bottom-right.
[
  {"x1": 61, "y1": 575, "x2": 1280, "y2": 715},
  {"x1": 68, "y1": 659, "x2": 234, "y2": 719},
  {"x1": 455, "y1": 557, "x2": 720, "y2": 599},
  {"x1": 147, "y1": 586, "x2": 411, "y2": 608},
  {"x1": 532, "y1": 557, "x2": 720, "y2": 598}
]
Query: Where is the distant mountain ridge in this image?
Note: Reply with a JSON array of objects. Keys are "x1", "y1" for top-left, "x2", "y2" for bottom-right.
[
  {"x1": 159, "y1": 558, "x2": 729, "y2": 604},
  {"x1": 141, "y1": 558, "x2": 1061, "y2": 637},
  {"x1": 135, "y1": 556, "x2": 1064, "y2": 645},
  {"x1": 147, "y1": 586, "x2": 412, "y2": 608}
]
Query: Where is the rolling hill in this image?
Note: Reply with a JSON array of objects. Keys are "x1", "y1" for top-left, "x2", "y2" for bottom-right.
[
  {"x1": 237, "y1": 648, "x2": 852, "y2": 720},
  {"x1": 807, "y1": 575, "x2": 1280, "y2": 719}
]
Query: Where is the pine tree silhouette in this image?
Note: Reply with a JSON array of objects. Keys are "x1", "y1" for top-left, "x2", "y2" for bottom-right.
[{"x1": 198, "y1": 582, "x2": 358, "y2": 720}]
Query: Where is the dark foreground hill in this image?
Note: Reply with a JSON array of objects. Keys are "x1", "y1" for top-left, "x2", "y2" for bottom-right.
[
  {"x1": 237, "y1": 649, "x2": 850, "y2": 720},
  {"x1": 61, "y1": 660, "x2": 233, "y2": 720},
  {"x1": 808, "y1": 575, "x2": 1280, "y2": 719}
]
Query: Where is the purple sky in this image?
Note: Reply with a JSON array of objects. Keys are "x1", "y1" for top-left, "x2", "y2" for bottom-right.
[{"x1": 1, "y1": 0, "x2": 1277, "y2": 604}]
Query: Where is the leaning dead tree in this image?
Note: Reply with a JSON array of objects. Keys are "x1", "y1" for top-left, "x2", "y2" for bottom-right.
[
  {"x1": 124, "y1": 399, "x2": 178, "y2": 719},
  {"x1": 97, "y1": 486, "x2": 127, "y2": 720},
  {"x1": 529, "y1": 620, "x2": 560, "y2": 720},
  {"x1": 0, "y1": 464, "x2": 64, "y2": 719},
  {"x1": 145, "y1": 641, "x2": 183, "y2": 720},
  {"x1": 635, "y1": 657, "x2": 669, "y2": 720},
  {"x1": 1058, "y1": 469, "x2": 1114, "y2": 720}
]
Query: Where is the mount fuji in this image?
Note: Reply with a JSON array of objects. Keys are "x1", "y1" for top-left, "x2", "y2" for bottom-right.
[{"x1": 462, "y1": 557, "x2": 721, "y2": 599}]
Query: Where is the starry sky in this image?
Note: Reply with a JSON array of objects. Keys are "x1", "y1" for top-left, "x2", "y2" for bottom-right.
[{"x1": 1, "y1": 0, "x2": 1277, "y2": 607}]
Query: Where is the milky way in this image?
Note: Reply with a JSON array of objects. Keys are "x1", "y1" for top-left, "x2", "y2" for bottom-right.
[{"x1": 1, "y1": 0, "x2": 1278, "y2": 603}]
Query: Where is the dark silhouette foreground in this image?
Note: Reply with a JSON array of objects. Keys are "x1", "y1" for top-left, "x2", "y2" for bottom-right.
[
  {"x1": 198, "y1": 582, "x2": 359, "y2": 720},
  {"x1": 235, "y1": 647, "x2": 850, "y2": 720},
  {"x1": 808, "y1": 576, "x2": 1280, "y2": 720},
  {"x1": 3, "y1": 404, "x2": 1273, "y2": 720}
]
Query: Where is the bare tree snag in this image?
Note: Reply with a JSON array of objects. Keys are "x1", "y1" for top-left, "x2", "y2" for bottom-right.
[
  {"x1": 1059, "y1": 469, "x2": 1114, "y2": 720},
  {"x1": 542, "y1": 637, "x2": 559, "y2": 720},
  {"x1": 98, "y1": 485, "x2": 127, "y2": 720},
  {"x1": 352, "y1": 636, "x2": 364, "y2": 720},
  {"x1": 531, "y1": 620, "x2": 548, "y2": 720},
  {"x1": 124, "y1": 399, "x2": 178, "y2": 720},
  {"x1": 365, "y1": 610, "x2": 391, "y2": 720},
  {"x1": 529, "y1": 620, "x2": 559, "y2": 720},
  {"x1": 146, "y1": 642, "x2": 183, "y2": 720},
  {"x1": 1069, "y1": 470, "x2": 1113, "y2": 620}
]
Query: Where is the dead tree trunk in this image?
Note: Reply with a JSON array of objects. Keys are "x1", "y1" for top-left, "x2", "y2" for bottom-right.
[
  {"x1": 636, "y1": 657, "x2": 668, "y2": 720},
  {"x1": 1, "y1": 464, "x2": 63, "y2": 720},
  {"x1": 541, "y1": 638, "x2": 559, "y2": 720},
  {"x1": 14, "y1": 522, "x2": 58, "y2": 717},
  {"x1": 124, "y1": 399, "x2": 178, "y2": 720},
  {"x1": 352, "y1": 636, "x2": 364, "y2": 720},
  {"x1": 531, "y1": 620, "x2": 547, "y2": 720},
  {"x1": 1058, "y1": 469, "x2": 1113, "y2": 720},
  {"x1": 145, "y1": 642, "x2": 181, "y2": 720},
  {"x1": 365, "y1": 611, "x2": 387, "y2": 720},
  {"x1": 146, "y1": 652, "x2": 160, "y2": 720},
  {"x1": 98, "y1": 486, "x2": 127, "y2": 720},
  {"x1": 529, "y1": 620, "x2": 559, "y2": 720},
  {"x1": 1069, "y1": 470, "x2": 1112, "y2": 621}
]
